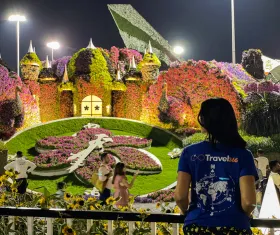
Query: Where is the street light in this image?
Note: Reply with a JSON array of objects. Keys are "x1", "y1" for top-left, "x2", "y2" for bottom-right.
[
  {"x1": 173, "y1": 46, "x2": 184, "y2": 55},
  {"x1": 8, "y1": 14, "x2": 26, "y2": 75},
  {"x1": 231, "y1": 0, "x2": 236, "y2": 64},
  {"x1": 47, "y1": 42, "x2": 60, "y2": 61}
]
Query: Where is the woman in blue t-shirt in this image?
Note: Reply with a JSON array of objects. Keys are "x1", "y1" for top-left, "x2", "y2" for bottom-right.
[{"x1": 175, "y1": 98, "x2": 257, "y2": 235}]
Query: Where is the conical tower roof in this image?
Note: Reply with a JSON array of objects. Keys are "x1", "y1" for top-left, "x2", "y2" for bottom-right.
[
  {"x1": 87, "y1": 38, "x2": 96, "y2": 49},
  {"x1": 62, "y1": 64, "x2": 69, "y2": 83},
  {"x1": 131, "y1": 56, "x2": 137, "y2": 69},
  {"x1": 148, "y1": 41, "x2": 153, "y2": 54},
  {"x1": 45, "y1": 56, "x2": 51, "y2": 68},
  {"x1": 28, "y1": 40, "x2": 34, "y2": 53}
]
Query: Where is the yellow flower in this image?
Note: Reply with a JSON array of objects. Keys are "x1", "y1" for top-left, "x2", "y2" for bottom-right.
[
  {"x1": 173, "y1": 206, "x2": 181, "y2": 214},
  {"x1": 38, "y1": 197, "x2": 46, "y2": 205},
  {"x1": 67, "y1": 204, "x2": 74, "y2": 210},
  {"x1": 106, "y1": 196, "x2": 116, "y2": 205},
  {"x1": 87, "y1": 197, "x2": 96, "y2": 202},
  {"x1": 120, "y1": 206, "x2": 129, "y2": 212},
  {"x1": 11, "y1": 188, "x2": 18, "y2": 193},
  {"x1": 64, "y1": 193, "x2": 72, "y2": 201},
  {"x1": 89, "y1": 205, "x2": 95, "y2": 211},
  {"x1": 156, "y1": 202, "x2": 161, "y2": 209},
  {"x1": 62, "y1": 225, "x2": 76, "y2": 235}
]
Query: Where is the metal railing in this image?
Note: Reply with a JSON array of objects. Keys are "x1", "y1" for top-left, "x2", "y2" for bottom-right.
[{"x1": 0, "y1": 207, "x2": 280, "y2": 235}]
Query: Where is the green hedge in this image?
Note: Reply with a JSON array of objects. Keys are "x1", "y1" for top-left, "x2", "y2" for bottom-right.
[
  {"x1": 6, "y1": 118, "x2": 182, "y2": 156},
  {"x1": 183, "y1": 132, "x2": 279, "y2": 154}
]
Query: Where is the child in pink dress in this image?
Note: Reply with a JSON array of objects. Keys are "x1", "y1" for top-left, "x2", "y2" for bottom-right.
[{"x1": 112, "y1": 162, "x2": 139, "y2": 207}]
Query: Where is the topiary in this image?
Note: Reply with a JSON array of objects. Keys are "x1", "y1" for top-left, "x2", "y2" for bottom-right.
[
  {"x1": 137, "y1": 53, "x2": 161, "y2": 71},
  {"x1": 241, "y1": 49, "x2": 264, "y2": 80},
  {"x1": 68, "y1": 48, "x2": 112, "y2": 88},
  {"x1": 243, "y1": 91, "x2": 280, "y2": 136},
  {"x1": 20, "y1": 52, "x2": 42, "y2": 70}
]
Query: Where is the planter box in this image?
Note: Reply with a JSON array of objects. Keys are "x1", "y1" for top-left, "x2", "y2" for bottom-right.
[{"x1": 0, "y1": 150, "x2": 8, "y2": 175}]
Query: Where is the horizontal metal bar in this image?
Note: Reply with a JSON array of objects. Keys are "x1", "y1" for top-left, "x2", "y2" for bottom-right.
[{"x1": 0, "y1": 207, "x2": 279, "y2": 228}]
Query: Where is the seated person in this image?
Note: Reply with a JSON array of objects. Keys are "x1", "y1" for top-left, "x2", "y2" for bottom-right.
[
  {"x1": 254, "y1": 159, "x2": 263, "y2": 189},
  {"x1": 256, "y1": 149, "x2": 269, "y2": 177},
  {"x1": 269, "y1": 160, "x2": 280, "y2": 199},
  {"x1": 55, "y1": 182, "x2": 66, "y2": 199}
]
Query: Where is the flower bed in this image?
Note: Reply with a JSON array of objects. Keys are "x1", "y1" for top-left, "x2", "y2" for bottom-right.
[
  {"x1": 76, "y1": 128, "x2": 112, "y2": 141},
  {"x1": 75, "y1": 152, "x2": 116, "y2": 183},
  {"x1": 104, "y1": 136, "x2": 152, "y2": 148},
  {"x1": 147, "y1": 189, "x2": 175, "y2": 202},
  {"x1": 33, "y1": 149, "x2": 74, "y2": 170},
  {"x1": 36, "y1": 136, "x2": 88, "y2": 151},
  {"x1": 106, "y1": 147, "x2": 161, "y2": 171}
]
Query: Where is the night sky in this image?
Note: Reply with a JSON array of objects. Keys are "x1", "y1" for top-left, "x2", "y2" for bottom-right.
[{"x1": 0, "y1": 0, "x2": 280, "y2": 71}]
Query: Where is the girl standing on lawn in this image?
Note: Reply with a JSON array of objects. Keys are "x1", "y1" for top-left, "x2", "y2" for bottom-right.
[
  {"x1": 175, "y1": 98, "x2": 258, "y2": 235},
  {"x1": 112, "y1": 162, "x2": 139, "y2": 207}
]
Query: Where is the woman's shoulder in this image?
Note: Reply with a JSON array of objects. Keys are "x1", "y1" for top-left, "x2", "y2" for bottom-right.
[{"x1": 183, "y1": 141, "x2": 208, "y2": 153}]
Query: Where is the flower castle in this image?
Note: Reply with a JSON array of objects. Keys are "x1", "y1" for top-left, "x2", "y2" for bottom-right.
[{"x1": 18, "y1": 39, "x2": 161, "y2": 124}]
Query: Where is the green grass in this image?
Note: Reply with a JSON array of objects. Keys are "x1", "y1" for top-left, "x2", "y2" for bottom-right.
[{"x1": 6, "y1": 118, "x2": 182, "y2": 195}]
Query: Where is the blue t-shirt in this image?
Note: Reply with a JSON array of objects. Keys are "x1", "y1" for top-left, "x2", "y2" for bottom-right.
[{"x1": 178, "y1": 141, "x2": 258, "y2": 229}]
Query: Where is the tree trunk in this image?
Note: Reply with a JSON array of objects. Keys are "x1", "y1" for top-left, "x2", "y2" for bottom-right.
[{"x1": 0, "y1": 150, "x2": 8, "y2": 175}]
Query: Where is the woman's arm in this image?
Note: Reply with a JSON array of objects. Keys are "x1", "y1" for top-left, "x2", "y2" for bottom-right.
[
  {"x1": 240, "y1": 175, "x2": 256, "y2": 216},
  {"x1": 120, "y1": 172, "x2": 139, "y2": 189},
  {"x1": 175, "y1": 171, "x2": 191, "y2": 214}
]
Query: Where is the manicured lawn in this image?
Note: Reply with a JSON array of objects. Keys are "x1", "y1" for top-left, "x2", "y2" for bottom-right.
[{"x1": 7, "y1": 118, "x2": 182, "y2": 195}]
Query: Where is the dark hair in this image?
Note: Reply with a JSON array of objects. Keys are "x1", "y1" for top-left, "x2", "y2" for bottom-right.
[
  {"x1": 269, "y1": 160, "x2": 279, "y2": 170},
  {"x1": 57, "y1": 182, "x2": 65, "y2": 190},
  {"x1": 198, "y1": 98, "x2": 246, "y2": 148},
  {"x1": 112, "y1": 162, "x2": 125, "y2": 184},
  {"x1": 100, "y1": 152, "x2": 108, "y2": 162},
  {"x1": 16, "y1": 151, "x2": 23, "y2": 158},
  {"x1": 257, "y1": 149, "x2": 264, "y2": 155}
]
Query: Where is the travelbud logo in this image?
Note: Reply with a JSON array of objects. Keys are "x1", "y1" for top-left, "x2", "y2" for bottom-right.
[{"x1": 191, "y1": 154, "x2": 238, "y2": 163}]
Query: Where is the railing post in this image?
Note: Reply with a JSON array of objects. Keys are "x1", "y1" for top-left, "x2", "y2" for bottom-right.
[
  {"x1": 129, "y1": 222, "x2": 134, "y2": 235},
  {"x1": 87, "y1": 219, "x2": 93, "y2": 232},
  {"x1": 270, "y1": 228, "x2": 275, "y2": 235},
  {"x1": 27, "y1": 217, "x2": 34, "y2": 235},
  {"x1": 66, "y1": 219, "x2": 73, "y2": 226},
  {"x1": 172, "y1": 223, "x2": 179, "y2": 235},
  {"x1": 8, "y1": 217, "x2": 15, "y2": 235},
  {"x1": 47, "y1": 218, "x2": 53, "y2": 235},
  {"x1": 108, "y1": 220, "x2": 113, "y2": 235},
  {"x1": 150, "y1": 222, "x2": 157, "y2": 235}
]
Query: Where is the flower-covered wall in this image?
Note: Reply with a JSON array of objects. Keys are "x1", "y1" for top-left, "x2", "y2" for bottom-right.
[
  {"x1": 140, "y1": 60, "x2": 243, "y2": 129},
  {"x1": 39, "y1": 83, "x2": 60, "y2": 122},
  {"x1": 112, "y1": 81, "x2": 148, "y2": 120}
]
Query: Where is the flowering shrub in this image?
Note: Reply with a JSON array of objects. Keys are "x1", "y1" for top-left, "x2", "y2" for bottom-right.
[
  {"x1": 0, "y1": 65, "x2": 40, "y2": 139},
  {"x1": 244, "y1": 81, "x2": 280, "y2": 93},
  {"x1": 77, "y1": 128, "x2": 112, "y2": 140},
  {"x1": 36, "y1": 136, "x2": 88, "y2": 151},
  {"x1": 51, "y1": 56, "x2": 72, "y2": 79},
  {"x1": 107, "y1": 147, "x2": 161, "y2": 171},
  {"x1": 34, "y1": 150, "x2": 74, "y2": 169},
  {"x1": 104, "y1": 136, "x2": 152, "y2": 148},
  {"x1": 147, "y1": 189, "x2": 175, "y2": 202}
]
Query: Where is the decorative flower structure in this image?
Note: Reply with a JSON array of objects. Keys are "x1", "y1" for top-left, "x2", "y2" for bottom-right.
[
  {"x1": 33, "y1": 127, "x2": 159, "y2": 183},
  {"x1": 141, "y1": 60, "x2": 244, "y2": 128},
  {"x1": 0, "y1": 65, "x2": 40, "y2": 139}
]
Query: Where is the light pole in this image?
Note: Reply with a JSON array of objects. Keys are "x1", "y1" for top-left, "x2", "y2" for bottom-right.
[
  {"x1": 47, "y1": 42, "x2": 60, "y2": 61},
  {"x1": 8, "y1": 14, "x2": 26, "y2": 75},
  {"x1": 231, "y1": 0, "x2": 236, "y2": 64}
]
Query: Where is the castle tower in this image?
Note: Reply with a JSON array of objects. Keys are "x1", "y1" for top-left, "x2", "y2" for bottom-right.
[
  {"x1": 138, "y1": 41, "x2": 161, "y2": 81},
  {"x1": 38, "y1": 55, "x2": 57, "y2": 83},
  {"x1": 20, "y1": 40, "x2": 42, "y2": 81}
]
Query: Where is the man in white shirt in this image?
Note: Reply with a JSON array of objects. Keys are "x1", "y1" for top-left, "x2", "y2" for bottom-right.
[
  {"x1": 98, "y1": 152, "x2": 112, "y2": 204},
  {"x1": 4, "y1": 151, "x2": 36, "y2": 194},
  {"x1": 269, "y1": 160, "x2": 280, "y2": 191}
]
